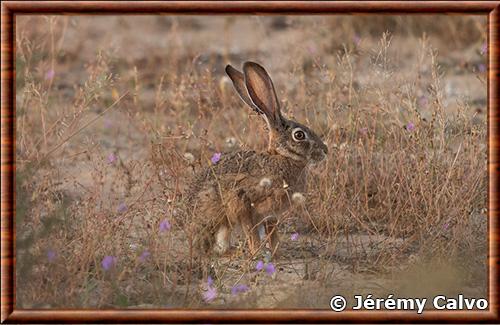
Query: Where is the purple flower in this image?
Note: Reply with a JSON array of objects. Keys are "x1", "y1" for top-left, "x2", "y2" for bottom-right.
[
  {"x1": 45, "y1": 69, "x2": 55, "y2": 80},
  {"x1": 139, "y1": 250, "x2": 150, "y2": 263},
  {"x1": 203, "y1": 276, "x2": 217, "y2": 302},
  {"x1": 231, "y1": 284, "x2": 249, "y2": 295},
  {"x1": 101, "y1": 255, "x2": 117, "y2": 271},
  {"x1": 418, "y1": 96, "x2": 428, "y2": 107},
  {"x1": 307, "y1": 44, "x2": 317, "y2": 55},
  {"x1": 480, "y1": 41, "x2": 487, "y2": 56},
  {"x1": 159, "y1": 219, "x2": 171, "y2": 233},
  {"x1": 117, "y1": 202, "x2": 127, "y2": 214},
  {"x1": 47, "y1": 249, "x2": 56, "y2": 262},
  {"x1": 265, "y1": 263, "x2": 276, "y2": 276},
  {"x1": 107, "y1": 153, "x2": 117, "y2": 164},
  {"x1": 478, "y1": 63, "x2": 486, "y2": 73},
  {"x1": 359, "y1": 127, "x2": 368, "y2": 136},
  {"x1": 290, "y1": 232, "x2": 299, "y2": 241},
  {"x1": 203, "y1": 286, "x2": 217, "y2": 302},
  {"x1": 256, "y1": 261, "x2": 276, "y2": 276},
  {"x1": 353, "y1": 33, "x2": 361, "y2": 46},
  {"x1": 443, "y1": 222, "x2": 450, "y2": 231},
  {"x1": 211, "y1": 152, "x2": 221, "y2": 164},
  {"x1": 406, "y1": 122, "x2": 415, "y2": 132}
]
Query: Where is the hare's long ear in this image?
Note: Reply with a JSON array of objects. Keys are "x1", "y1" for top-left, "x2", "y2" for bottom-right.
[
  {"x1": 225, "y1": 65, "x2": 262, "y2": 114},
  {"x1": 243, "y1": 61, "x2": 283, "y2": 129}
]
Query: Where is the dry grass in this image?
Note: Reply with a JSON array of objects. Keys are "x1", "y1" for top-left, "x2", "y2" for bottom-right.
[{"x1": 15, "y1": 15, "x2": 487, "y2": 308}]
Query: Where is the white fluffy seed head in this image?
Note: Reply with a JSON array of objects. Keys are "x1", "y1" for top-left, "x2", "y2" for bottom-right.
[
  {"x1": 292, "y1": 192, "x2": 306, "y2": 204},
  {"x1": 259, "y1": 177, "x2": 272, "y2": 188},
  {"x1": 225, "y1": 137, "x2": 237, "y2": 149},
  {"x1": 183, "y1": 152, "x2": 195, "y2": 164}
]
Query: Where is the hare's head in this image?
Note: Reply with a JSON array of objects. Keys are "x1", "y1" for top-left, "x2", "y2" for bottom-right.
[{"x1": 225, "y1": 61, "x2": 328, "y2": 163}]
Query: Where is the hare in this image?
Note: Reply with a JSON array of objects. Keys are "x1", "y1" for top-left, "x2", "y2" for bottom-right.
[{"x1": 184, "y1": 61, "x2": 327, "y2": 257}]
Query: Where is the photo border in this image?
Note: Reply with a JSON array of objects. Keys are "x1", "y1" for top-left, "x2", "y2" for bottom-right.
[{"x1": 1, "y1": 1, "x2": 499, "y2": 323}]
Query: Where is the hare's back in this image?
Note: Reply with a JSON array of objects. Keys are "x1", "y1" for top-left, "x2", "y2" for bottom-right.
[
  {"x1": 185, "y1": 150, "x2": 305, "y2": 206},
  {"x1": 187, "y1": 150, "x2": 273, "y2": 193}
]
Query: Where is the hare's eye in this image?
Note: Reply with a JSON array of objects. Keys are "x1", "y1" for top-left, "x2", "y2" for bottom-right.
[{"x1": 292, "y1": 129, "x2": 306, "y2": 141}]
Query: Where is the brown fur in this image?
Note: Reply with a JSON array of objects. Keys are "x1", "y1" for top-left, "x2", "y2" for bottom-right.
[{"x1": 184, "y1": 62, "x2": 327, "y2": 256}]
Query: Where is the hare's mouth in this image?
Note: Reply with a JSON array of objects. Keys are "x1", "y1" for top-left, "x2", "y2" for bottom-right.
[{"x1": 311, "y1": 150, "x2": 327, "y2": 163}]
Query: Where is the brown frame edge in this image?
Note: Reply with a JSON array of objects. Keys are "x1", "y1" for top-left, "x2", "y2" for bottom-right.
[{"x1": 1, "y1": 1, "x2": 499, "y2": 324}]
